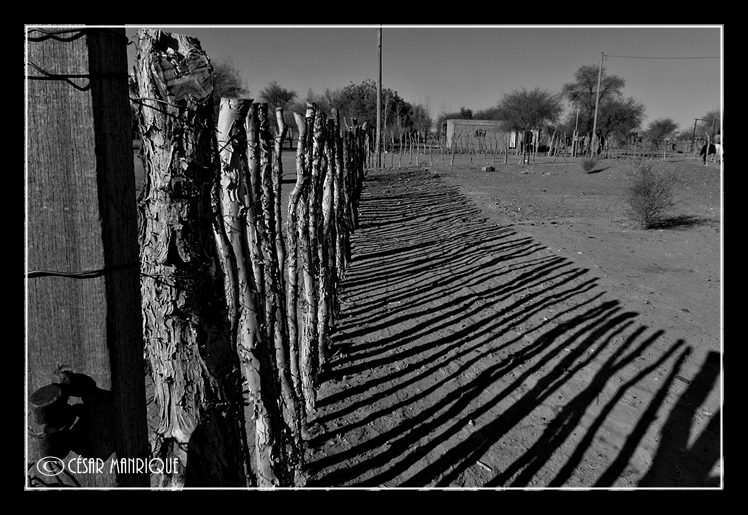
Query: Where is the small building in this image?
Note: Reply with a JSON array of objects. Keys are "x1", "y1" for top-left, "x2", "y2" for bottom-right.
[{"x1": 442, "y1": 119, "x2": 508, "y2": 150}]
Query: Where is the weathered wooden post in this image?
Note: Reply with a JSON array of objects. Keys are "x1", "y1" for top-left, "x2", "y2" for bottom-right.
[
  {"x1": 258, "y1": 102, "x2": 303, "y2": 476},
  {"x1": 286, "y1": 112, "x2": 308, "y2": 404},
  {"x1": 134, "y1": 29, "x2": 247, "y2": 487},
  {"x1": 217, "y1": 97, "x2": 303, "y2": 487},
  {"x1": 215, "y1": 96, "x2": 269, "y2": 487},
  {"x1": 450, "y1": 130, "x2": 461, "y2": 166},
  {"x1": 331, "y1": 110, "x2": 346, "y2": 272},
  {"x1": 273, "y1": 107, "x2": 288, "y2": 284},
  {"x1": 318, "y1": 117, "x2": 336, "y2": 365},
  {"x1": 298, "y1": 103, "x2": 320, "y2": 413},
  {"x1": 26, "y1": 26, "x2": 149, "y2": 488},
  {"x1": 246, "y1": 104, "x2": 266, "y2": 305}
]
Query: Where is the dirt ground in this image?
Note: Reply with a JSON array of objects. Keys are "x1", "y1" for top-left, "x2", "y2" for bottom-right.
[
  {"x1": 300, "y1": 151, "x2": 722, "y2": 489},
  {"x1": 134, "y1": 146, "x2": 722, "y2": 489}
]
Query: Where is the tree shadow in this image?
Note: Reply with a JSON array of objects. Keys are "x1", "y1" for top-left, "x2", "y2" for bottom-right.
[{"x1": 647, "y1": 214, "x2": 716, "y2": 230}]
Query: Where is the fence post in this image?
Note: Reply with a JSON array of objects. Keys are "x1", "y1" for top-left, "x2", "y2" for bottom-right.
[
  {"x1": 134, "y1": 29, "x2": 247, "y2": 488},
  {"x1": 298, "y1": 103, "x2": 320, "y2": 414},
  {"x1": 286, "y1": 112, "x2": 308, "y2": 405},
  {"x1": 26, "y1": 27, "x2": 149, "y2": 488},
  {"x1": 258, "y1": 102, "x2": 303, "y2": 479},
  {"x1": 318, "y1": 118, "x2": 336, "y2": 365},
  {"x1": 332, "y1": 109, "x2": 348, "y2": 291}
]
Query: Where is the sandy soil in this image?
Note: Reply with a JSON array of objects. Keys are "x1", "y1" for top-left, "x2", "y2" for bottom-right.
[
  {"x1": 134, "y1": 146, "x2": 722, "y2": 489},
  {"x1": 301, "y1": 151, "x2": 722, "y2": 489}
]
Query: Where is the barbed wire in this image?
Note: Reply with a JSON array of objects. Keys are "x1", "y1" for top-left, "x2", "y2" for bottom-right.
[
  {"x1": 26, "y1": 27, "x2": 130, "y2": 44},
  {"x1": 25, "y1": 262, "x2": 140, "y2": 279},
  {"x1": 26, "y1": 263, "x2": 217, "y2": 281},
  {"x1": 26, "y1": 62, "x2": 130, "y2": 91}
]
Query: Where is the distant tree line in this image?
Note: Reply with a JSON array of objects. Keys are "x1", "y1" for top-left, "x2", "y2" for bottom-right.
[
  {"x1": 131, "y1": 55, "x2": 720, "y2": 154},
  {"x1": 432, "y1": 62, "x2": 721, "y2": 152}
]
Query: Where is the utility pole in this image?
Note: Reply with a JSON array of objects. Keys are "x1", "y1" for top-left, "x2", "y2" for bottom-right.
[
  {"x1": 691, "y1": 118, "x2": 700, "y2": 153},
  {"x1": 591, "y1": 52, "x2": 604, "y2": 157},
  {"x1": 573, "y1": 108, "x2": 580, "y2": 157},
  {"x1": 377, "y1": 26, "x2": 382, "y2": 169},
  {"x1": 26, "y1": 27, "x2": 149, "y2": 487}
]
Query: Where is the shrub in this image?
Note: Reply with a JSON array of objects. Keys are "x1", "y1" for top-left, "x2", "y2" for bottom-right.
[
  {"x1": 624, "y1": 163, "x2": 678, "y2": 229},
  {"x1": 581, "y1": 157, "x2": 598, "y2": 173}
]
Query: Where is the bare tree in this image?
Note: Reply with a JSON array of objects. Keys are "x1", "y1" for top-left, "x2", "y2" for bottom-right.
[
  {"x1": 211, "y1": 56, "x2": 249, "y2": 120},
  {"x1": 646, "y1": 118, "x2": 679, "y2": 148},
  {"x1": 260, "y1": 81, "x2": 298, "y2": 148},
  {"x1": 496, "y1": 87, "x2": 563, "y2": 132},
  {"x1": 562, "y1": 64, "x2": 626, "y2": 136}
]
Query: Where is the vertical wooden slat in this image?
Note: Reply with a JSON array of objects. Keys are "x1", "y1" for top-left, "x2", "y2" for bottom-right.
[
  {"x1": 286, "y1": 112, "x2": 308, "y2": 406},
  {"x1": 258, "y1": 103, "x2": 302, "y2": 479},
  {"x1": 299, "y1": 103, "x2": 321, "y2": 412}
]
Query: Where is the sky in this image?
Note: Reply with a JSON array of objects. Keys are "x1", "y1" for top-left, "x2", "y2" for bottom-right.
[{"x1": 123, "y1": 24, "x2": 722, "y2": 133}]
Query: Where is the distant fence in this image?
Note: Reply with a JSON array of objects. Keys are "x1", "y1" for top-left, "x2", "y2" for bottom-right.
[{"x1": 426, "y1": 130, "x2": 716, "y2": 164}]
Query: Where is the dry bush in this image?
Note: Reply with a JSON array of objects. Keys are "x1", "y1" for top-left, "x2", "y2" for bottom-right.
[
  {"x1": 625, "y1": 162, "x2": 678, "y2": 229},
  {"x1": 581, "y1": 157, "x2": 598, "y2": 173}
]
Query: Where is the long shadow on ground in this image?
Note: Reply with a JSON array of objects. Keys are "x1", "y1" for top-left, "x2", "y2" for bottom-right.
[{"x1": 304, "y1": 168, "x2": 721, "y2": 489}]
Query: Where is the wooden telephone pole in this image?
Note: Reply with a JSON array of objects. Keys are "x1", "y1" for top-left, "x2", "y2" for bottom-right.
[
  {"x1": 26, "y1": 27, "x2": 149, "y2": 487},
  {"x1": 591, "y1": 52, "x2": 604, "y2": 156},
  {"x1": 377, "y1": 26, "x2": 382, "y2": 169}
]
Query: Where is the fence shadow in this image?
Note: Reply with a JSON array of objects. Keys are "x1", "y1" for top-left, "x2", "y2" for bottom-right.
[{"x1": 303, "y1": 168, "x2": 721, "y2": 489}]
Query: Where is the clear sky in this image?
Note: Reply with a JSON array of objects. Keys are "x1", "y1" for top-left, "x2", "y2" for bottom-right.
[{"x1": 124, "y1": 24, "x2": 722, "y2": 133}]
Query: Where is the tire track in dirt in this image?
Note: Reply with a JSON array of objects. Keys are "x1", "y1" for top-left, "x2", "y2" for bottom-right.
[{"x1": 303, "y1": 167, "x2": 721, "y2": 489}]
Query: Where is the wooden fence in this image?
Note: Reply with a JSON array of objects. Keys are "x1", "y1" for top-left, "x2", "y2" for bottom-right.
[
  {"x1": 133, "y1": 28, "x2": 365, "y2": 488},
  {"x1": 27, "y1": 26, "x2": 367, "y2": 489},
  {"x1": 432, "y1": 131, "x2": 715, "y2": 165}
]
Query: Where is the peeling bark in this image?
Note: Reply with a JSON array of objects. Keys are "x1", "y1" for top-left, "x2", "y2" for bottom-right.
[
  {"x1": 285, "y1": 113, "x2": 308, "y2": 405},
  {"x1": 245, "y1": 105, "x2": 266, "y2": 304},
  {"x1": 216, "y1": 97, "x2": 280, "y2": 488},
  {"x1": 332, "y1": 109, "x2": 348, "y2": 289},
  {"x1": 299, "y1": 103, "x2": 319, "y2": 413},
  {"x1": 258, "y1": 103, "x2": 303, "y2": 476},
  {"x1": 318, "y1": 118, "x2": 336, "y2": 365},
  {"x1": 274, "y1": 107, "x2": 288, "y2": 290},
  {"x1": 135, "y1": 29, "x2": 245, "y2": 488}
]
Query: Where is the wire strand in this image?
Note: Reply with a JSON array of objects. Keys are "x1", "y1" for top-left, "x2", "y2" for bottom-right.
[
  {"x1": 26, "y1": 62, "x2": 130, "y2": 91},
  {"x1": 26, "y1": 27, "x2": 129, "y2": 44},
  {"x1": 26, "y1": 262, "x2": 140, "y2": 279},
  {"x1": 605, "y1": 54, "x2": 721, "y2": 60}
]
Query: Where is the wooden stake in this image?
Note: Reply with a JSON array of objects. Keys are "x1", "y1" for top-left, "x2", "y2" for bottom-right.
[
  {"x1": 136, "y1": 31, "x2": 246, "y2": 488},
  {"x1": 217, "y1": 97, "x2": 279, "y2": 487},
  {"x1": 285, "y1": 113, "x2": 307, "y2": 403},
  {"x1": 318, "y1": 118, "x2": 336, "y2": 365},
  {"x1": 299, "y1": 103, "x2": 320, "y2": 413}
]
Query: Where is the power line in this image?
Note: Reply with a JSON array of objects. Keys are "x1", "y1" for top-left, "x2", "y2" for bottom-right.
[{"x1": 605, "y1": 54, "x2": 721, "y2": 60}]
